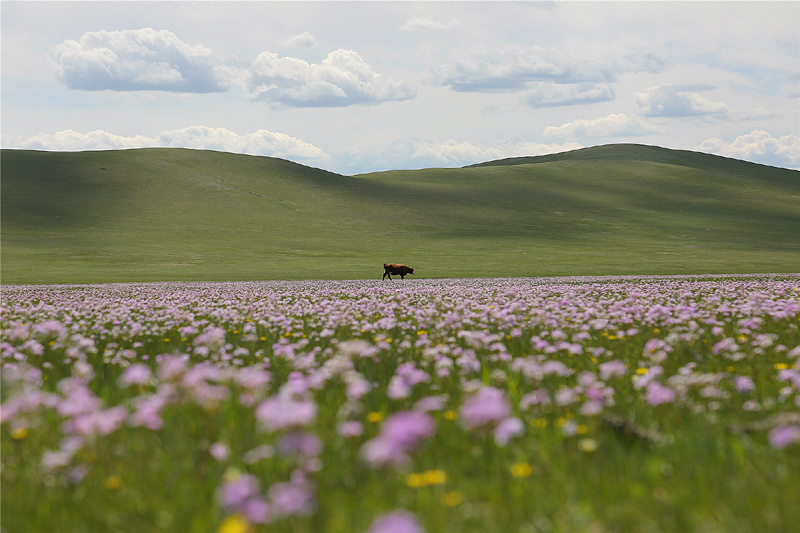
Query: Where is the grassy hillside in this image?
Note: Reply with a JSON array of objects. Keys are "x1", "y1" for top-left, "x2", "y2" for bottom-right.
[{"x1": 2, "y1": 144, "x2": 798, "y2": 283}]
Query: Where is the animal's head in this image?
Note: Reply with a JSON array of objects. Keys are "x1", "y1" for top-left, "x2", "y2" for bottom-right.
[{"x1": 409, "y1": 268, "x2": 415, "y2": 275}]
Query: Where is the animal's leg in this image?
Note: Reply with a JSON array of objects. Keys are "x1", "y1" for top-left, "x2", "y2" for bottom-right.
[
  {"x1": 382, "y1": 272, "x2": 387, "y2": 280},
  {"x1": 400, "y1": 274, "x2": 405, "y2": 279}
]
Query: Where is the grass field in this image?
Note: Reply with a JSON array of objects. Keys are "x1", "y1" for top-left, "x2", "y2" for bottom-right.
[
  {"x1": 2, "y1": 144, "x2": 798, "y2": 284},
  {"x1": 2, "y1": 275, "x2": 799, "y2": 532}
]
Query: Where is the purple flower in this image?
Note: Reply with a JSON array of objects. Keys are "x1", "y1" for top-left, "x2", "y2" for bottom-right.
[
  {"x1": 368, "y1": 510, "x2": 425, "y2": 533},
  {"x1": 734, "y1": 376, "x2": 755, "y2": 392},
  {"x1": 460, "y1": 387, "x2": 511, "y2": 429},
  {"x1": 217, "y1": 474, "x2": 260, "y2": 512},
  {"x1": 413, "y1": 395, "x2": 448, "y2": 412},
  {"x1": 361, "y1": 411, "x2": 435, "y2": 468},
  {"x1": 599, "y1": 360, "x2": 628, "y2": 380},
  {"x1": 494, "y1": 417, "x2": 524, "y2": 446},
  {"x1": 118, "y1": 364, "x2": 151, "y2": 387},
  {"x1": 337, "y1": 420, "x2": 364, "y2": 438},
  {"x1": 646, "y1": 382, "x2": 676, "y2": 406},
  {"x1": 209, "y1": 442, "x2": 231, "y2": 461},
  {"x1": 255, "y1": 395, "x2": 316, "y2": 432},
  {"x1": 243, "y1": 497, "x2": 271, "y2": 524},
  {"x1": 278, "y1": 432, "x2": 322, "y2": 458},
  {"x1": 381, "y1": 411, "x2": 436, "y2": 450},
  {"x1": 769, "y1": 425, "x2": 800, "y2": 449},
  {"x1": 268, "y1": 479, "x2": 315, "y2": 517}
]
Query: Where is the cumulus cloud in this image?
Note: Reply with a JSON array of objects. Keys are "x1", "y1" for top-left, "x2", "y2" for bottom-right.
[
  {"x1": 3, "y1": 127, "x2": 327, "y2": 161},
  {"x1": 695, "y1": 130, "x2": 799, "y2": 169},
  {"x1": 635, "y1": 84, "x2": 728, "y2": 117},
  {"x1": 244, "y1": 49, "x2": 416, "y2": 107},
  {"x1": 526, "y1": 82, "x2": 615, "y2": 108},
  {"x1": 543, "y1": 114, "x2": 658, "y2": 140},
  {"x1": 52, "y1": 28, "x2": 228, "y2": 93},
  {"x1": 398, "y1": 18, "x2": 460, "y2": 32},
  {"x1": 282, "y1": 32, "x2": 318, "y2": 48},
  {"x1": 433, "y1": 46, "x2": 665, "y2": 93}
]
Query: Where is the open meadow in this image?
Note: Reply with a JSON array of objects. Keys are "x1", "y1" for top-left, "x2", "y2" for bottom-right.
[{"x1": 2, "y1": 275, "x2": 799, "y2": 532}]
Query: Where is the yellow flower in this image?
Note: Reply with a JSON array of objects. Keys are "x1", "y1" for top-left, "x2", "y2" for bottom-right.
[
  {"x1": 636, "y1": 368, "x2": 649, "y2": 375},
  {"x1": 259, "y1": 337, "x2": 267, "y2": 341},
  {"x1": 423, "y1": 470, "x2": 447, "y2": 485},
  {"x1": 530, "y1": 418, "x2": 547, "y2": 428},
  {"x1": 367, "y1": 412, "x2": 384, "y2": 423},
  {"x1": 443, "y1": 410, "x2": 458, "y2": 421},
  {"x1": 774, "y1": 363, "x2": 789, "y2": 370},
  {"x1": 11, "y1": 427, "x2": 28, "y2": 440},
  {"x1": 103, "y1": 475, "x2": 122, "y2": 490},
  {"x1": 726, "y1": 366, "x2": 735, "y2": 372},
  {"x1": 510, "y1": 463, "x2": 533, "y2": 478},
  {"x1": 577, "y1": 425, "x2": 588, "y2": 435},
  {"x1": 578, "y1": 438, "x2": 598, "y2": 453},
  {"x1": 218, "y1": 514, "x2": 251, "y2": 533},
  {"x1": 406, "y1": 473, "x2": 426, "y2": 488},
  {"x1": 442, "y1": 491, "x2": 462, "y2": 507},
  {"x1": 163, "y1": 338, "x2": 171, "y2": 343},
  {"x1": 737, "y1": 334, "x2": 748, "y2": 342}
]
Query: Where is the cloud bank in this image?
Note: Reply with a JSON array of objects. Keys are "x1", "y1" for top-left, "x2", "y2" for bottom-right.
[
  {"x1": 4, "y1": 127, "x2": 327, "y2": 161},
  {"x1": 695, "y1": 130, "x2": 800, "y2": 169},
  {"x1": 52, "y1": 28, "x2": 228, "y2": 93},
  {"x1": 543, "y1": 114, "x2": 658, "y2": 140},
  {"x1": 526, "y1": 82, "x2": 615, "y2": 108},
  {"x1": 433, "y1": 47, "x2": 664, "y2": 93},
  {"x1": 636, "y1": 84, "x2": 728, "y2": 117},
  {"x1": 244, "y1": 49, "x2": 416, "y2": 107}
]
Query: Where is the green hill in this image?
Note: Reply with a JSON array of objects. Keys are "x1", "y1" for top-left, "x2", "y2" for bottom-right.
[{"x1": 2, "y1": 144, "x2": 798, "y2": 283}]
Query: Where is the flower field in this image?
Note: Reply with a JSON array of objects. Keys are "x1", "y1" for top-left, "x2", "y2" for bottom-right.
[{"x1": 2, "y1": 275, "x2": 800, "y2": 532}]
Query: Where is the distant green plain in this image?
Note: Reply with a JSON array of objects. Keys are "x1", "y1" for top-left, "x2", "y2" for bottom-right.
[{"x1": 2, "y1": 144, "x2": 798, "y2": 284}]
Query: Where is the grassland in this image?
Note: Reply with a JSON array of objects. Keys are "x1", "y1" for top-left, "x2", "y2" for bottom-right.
[{"x1": 2, "y1": 144, "x2": 798, "y2": 284}]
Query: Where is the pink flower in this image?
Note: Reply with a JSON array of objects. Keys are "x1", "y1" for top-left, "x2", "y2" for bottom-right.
[
  {"x1": 494, "y1": 417, "x2": 524, "y2": 446},
  {"x1": 361, "y1": 411, "x2": 435, "y2": 468},
  {"x1": 460, "y1": 387, "x2": 511, "y2": 429},
  {"x1": 209, "y1": 442, "x2": 231, "y2": 461},
  {"x1": 368, "y1": 510, "x2": 425, "y2": 533},
  {"x1": 769, "y1": 425, "x2": 800, "y2": 449},
  {"x1": 118, "y1": 364, "x2": 151, "y2": 387},
  {"x1": 734, "y1": 376, "x2": 755, "y2": 392},
  {"x1": 217, "y1": 474, "x2": 260, "y2": 512},
  {"x1": 337, "y1": 420, "x2": 363, "y2": 438},
  {"x1": 599, "y1": 360, "x2": 628, "y2": 380},
  {"x1": 255, "y1": 395, "x2": 316, "y2": 432},
  {"x1": 646, "y1": 382, "x2": 676, "y2": 406}
]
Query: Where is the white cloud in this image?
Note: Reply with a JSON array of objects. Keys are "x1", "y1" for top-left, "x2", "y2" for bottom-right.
[
  {"x1": 282, "y1": 32, "x2": 318, "y2": 48},
  {"x1": 635, "y1": 84, "x2": 728, "y2": 117},
  {"x1": 334, "y1": 137, "x2": 583, "y2": 174},
  {"x1": 3, "y1": 127, "x2": 327, "y2": 162},
  {"x1": 526, "y1": 82, "x2": 615, "y2": 108},
  {"x1": 695, "y1": 130, "x2": 800, "y2": 169},
  {"x1": 543, "y1": 114, "x2": 658, "y2": 140},
  {"x1": 433, "y1": 46, "x2": 665, "y2": 93},
  {"x1": 245, "y1": 49, "x2": 416, "y2": 107},
  {"x1": 52, "y1": 28, "x2": 228, "y2": 93},
  {"x1": 398, "y1": 18, "x2": 460, "y2": 32}
]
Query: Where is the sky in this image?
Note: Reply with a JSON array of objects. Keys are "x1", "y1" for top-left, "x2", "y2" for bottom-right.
[{"x1": 2, "y1": 1, "x2": 798, "y2": 175}]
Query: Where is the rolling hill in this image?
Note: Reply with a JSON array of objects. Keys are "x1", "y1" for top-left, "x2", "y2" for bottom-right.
[{"x1": 2, "y1": 144, "x2": 798, "y2": 283}]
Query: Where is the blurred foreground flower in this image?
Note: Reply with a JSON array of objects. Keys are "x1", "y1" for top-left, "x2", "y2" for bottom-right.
[{"x1": 367, "y1": 510, "x2": 425, "y2": 533}]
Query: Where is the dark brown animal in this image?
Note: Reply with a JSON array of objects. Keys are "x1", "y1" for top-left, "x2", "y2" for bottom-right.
[{"x1": 383, "y1": 263, "x2": 414, "y2": 280}]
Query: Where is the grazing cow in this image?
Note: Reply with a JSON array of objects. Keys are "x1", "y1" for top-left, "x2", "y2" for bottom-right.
[{"x1": 383, "y1": 263, "x2": 414, "y2": 280}]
